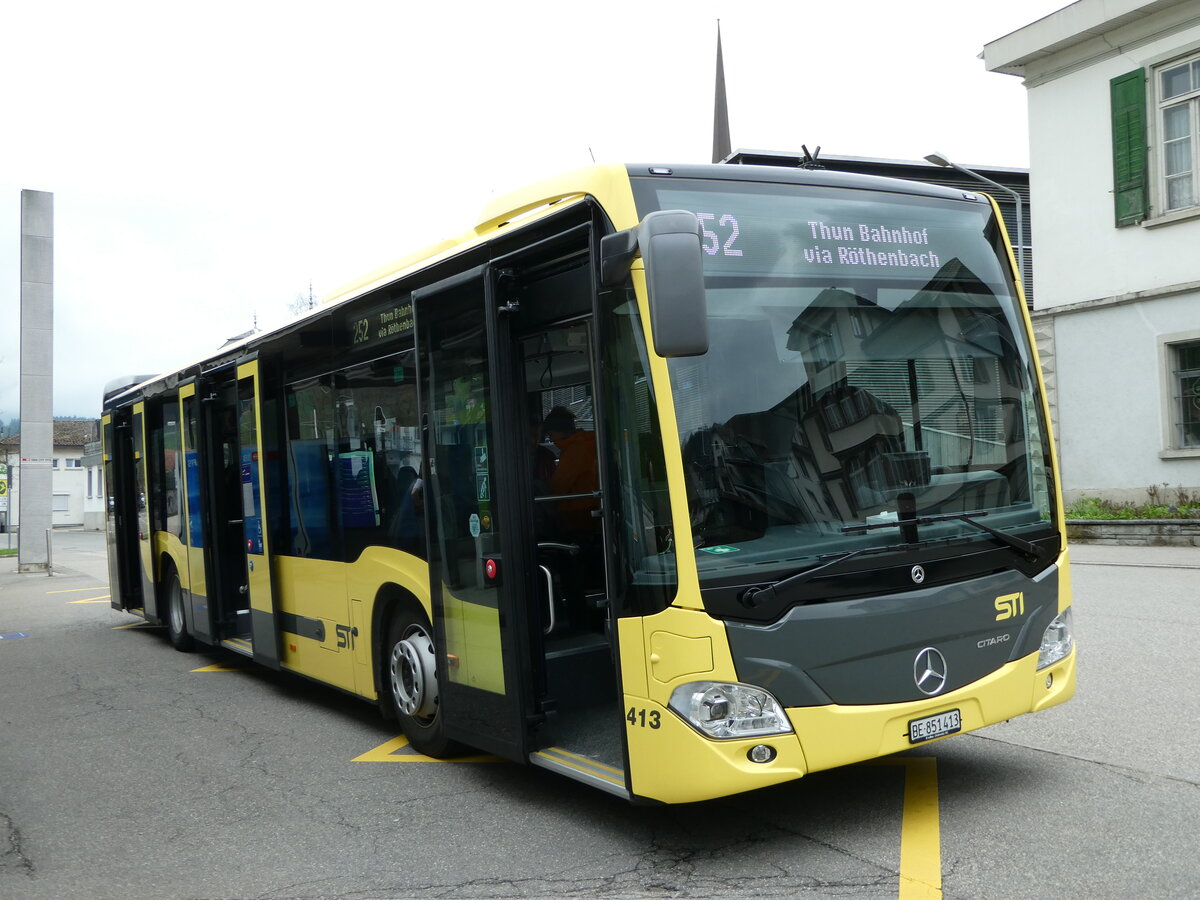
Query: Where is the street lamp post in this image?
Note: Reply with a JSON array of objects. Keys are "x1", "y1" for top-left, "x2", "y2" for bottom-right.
[{"x1": 924, "y1": 152, "x2": 1024, "y2": 292}]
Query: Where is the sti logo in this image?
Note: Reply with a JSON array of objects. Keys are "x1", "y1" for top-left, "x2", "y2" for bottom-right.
[{"x1": 994, "y1": 592, "x2": 1025, "y2": 621}]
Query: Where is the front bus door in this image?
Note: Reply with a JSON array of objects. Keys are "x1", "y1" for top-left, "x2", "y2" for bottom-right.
[{"x1": 414, "y1": 265, "x2": 538, "y2": 763}]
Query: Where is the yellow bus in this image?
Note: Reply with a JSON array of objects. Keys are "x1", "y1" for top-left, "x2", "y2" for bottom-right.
[{"x1": 102, "y1": 162, "x2": 1076, "y2": 804}]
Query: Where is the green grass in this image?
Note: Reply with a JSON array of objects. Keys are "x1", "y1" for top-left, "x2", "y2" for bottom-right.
[
  {"x1": 0, "y1": 548, "x2": 16, "y2": 557},
  {"x1": 1065, "y1": 496, "x2": 1200, "y2": 520}
]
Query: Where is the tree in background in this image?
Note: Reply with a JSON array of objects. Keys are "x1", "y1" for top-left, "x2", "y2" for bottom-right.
[{"x1": 288, "y1": 281, "x2": 317, "y2": 317}]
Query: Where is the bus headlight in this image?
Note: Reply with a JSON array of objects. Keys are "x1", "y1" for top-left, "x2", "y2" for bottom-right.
[
  {"x1": 668, "y1": 681, "x2": 793, "y2": 739},
  {"x1": 1037, "y1": 608, "x2": 1073, "y2": 670}
]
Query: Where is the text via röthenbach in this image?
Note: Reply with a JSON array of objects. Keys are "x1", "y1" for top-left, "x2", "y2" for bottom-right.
[{"x1": 803, "y1": 220, "x2": 942, "y2": 270}]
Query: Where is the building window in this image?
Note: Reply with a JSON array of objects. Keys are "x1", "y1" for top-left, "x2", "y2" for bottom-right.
[
  {"x1": 1157, "y1": 55, "x2": 1200, "y2": 212},
  {"x1": 65, "y1": 458, "x2": 82, "y2": 468},
  {"x1": 1172, "y1": 340, "x2": 1200, "y2": 449},
  {"x1": 52, "y1": 493, "x2": 70, "y2": 512}
]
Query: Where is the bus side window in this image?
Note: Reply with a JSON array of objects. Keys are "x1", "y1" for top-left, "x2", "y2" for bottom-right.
[
  {"x1": 285, "y1": 379, "x2": 340, "y2": 560},
  {"x1": 285, "y1": 351, "x2": 425, "y2": 562}
]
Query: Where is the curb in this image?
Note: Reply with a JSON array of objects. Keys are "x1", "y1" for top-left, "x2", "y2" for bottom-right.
[{"x1": 1067, "y1": 519, "x2": 1200, "y2": 547}]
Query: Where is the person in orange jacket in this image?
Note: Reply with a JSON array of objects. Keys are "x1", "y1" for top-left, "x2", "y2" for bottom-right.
[
  {"x1": 543, "y1": 406, "x2": 599, "y2": 535},
  {"x1": 543, "y1": 405, "x2": 603, "y2": 629}
]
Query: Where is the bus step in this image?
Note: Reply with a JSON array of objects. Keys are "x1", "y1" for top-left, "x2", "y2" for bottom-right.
[
  {"x1": 529, "y1": 746, "x2": 628, "y2": 799},
  {"x1": 220, "y1": 637, "x2": 253, "y2": 657}
]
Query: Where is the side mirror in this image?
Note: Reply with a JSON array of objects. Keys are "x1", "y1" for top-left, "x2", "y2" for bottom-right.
[{"x1": 638, "y1": 210, "x2": 709, "y2": 358}]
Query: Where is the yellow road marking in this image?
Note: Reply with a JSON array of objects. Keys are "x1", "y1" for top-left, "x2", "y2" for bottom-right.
[
  {"x1": 67, "y1": 595, "x2": 111, "y2": 604},
  {"x1": 49, "y1": 587, "x2": 107, "y2": 594},
  {"x1": 112, "y1": 621, "x2": 152, "y2": 630},
  {"x1": 868, "y1": 757, "x2": 942, "y2": 900},
  {"x1": 190, "y1": 663, "x2": 246, "y2": 672},
  {"x1": 353, "y1": 734, "x2": 502, "y2": 763}
]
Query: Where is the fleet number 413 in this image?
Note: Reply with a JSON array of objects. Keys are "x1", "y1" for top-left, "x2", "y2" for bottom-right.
[{"x1": 626, "y1": 708, "x2": 661, "y2": 729}]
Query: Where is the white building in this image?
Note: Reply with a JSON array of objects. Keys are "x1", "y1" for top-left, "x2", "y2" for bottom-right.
[
  {"x1": 985, "y1": 0, "x2": 1200, "y2": 505},
  {"x1": 1, "y1": 420, "x2": 104, "y2": 531}
]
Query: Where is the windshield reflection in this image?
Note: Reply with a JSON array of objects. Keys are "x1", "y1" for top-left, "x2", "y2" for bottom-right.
[{"x1": 671, "y1": 258, "x2": 1055, "y2": 577}]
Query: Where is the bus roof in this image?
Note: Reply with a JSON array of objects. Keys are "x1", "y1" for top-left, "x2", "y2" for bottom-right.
[{"x1": 625, "y1": 161, "x2": 983, "y2": 201}]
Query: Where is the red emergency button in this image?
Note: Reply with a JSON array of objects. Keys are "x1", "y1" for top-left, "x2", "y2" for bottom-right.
[{"x1": 485, "y1": 558, "x2": 499, "y2": 580}]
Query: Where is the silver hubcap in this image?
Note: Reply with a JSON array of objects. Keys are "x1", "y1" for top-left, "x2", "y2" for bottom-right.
[
  {"x1": 168, "y1": 580, "x2": 184, "y2": 634},
  {"x1": 390, "y1": 624, "x2": 438, "y2": 721}
]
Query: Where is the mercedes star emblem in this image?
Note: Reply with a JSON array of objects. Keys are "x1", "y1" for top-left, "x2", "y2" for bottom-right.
[
  {"x1": 911, "y1": 565, "x2": 926, "y2": 584},
  {"x1": 914, "y1": 647, "x2": 948, "y2": 695}
]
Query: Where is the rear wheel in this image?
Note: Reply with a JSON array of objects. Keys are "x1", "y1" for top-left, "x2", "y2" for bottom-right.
[
  {"x1": 385, "y1": 608, "x2": 458, "y2": 757},
  {"x1": 164, "y1": 568, "x2": 194, "y2": 652}
]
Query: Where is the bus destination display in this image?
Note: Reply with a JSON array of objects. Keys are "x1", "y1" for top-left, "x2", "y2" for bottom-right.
[
  {"x1": 656, "y1": 186, "x2": 1000, "y2": 284},
  {"x1": 691, "y1": 208, "x2": 948, "y2": 276},
  {"x1": 800, "y1": 219, "x2": 942, "y2": 270},
  {"x1": 696, "y1": 212, "x2": 942, "y2": 271},
  {"x1": 348, "y1": 298, "x2": 414, "y2": 349}
]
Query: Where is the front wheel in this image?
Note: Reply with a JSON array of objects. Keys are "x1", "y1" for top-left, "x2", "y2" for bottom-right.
[
  {"x1": 385, "y1": 609, "x2": 459, "y2": 757},
  {"x1": 164, "y1": 569, "x2": 194, "y2": 652}
]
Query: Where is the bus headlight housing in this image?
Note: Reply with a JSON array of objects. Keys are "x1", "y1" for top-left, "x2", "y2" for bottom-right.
[
  {"x1": 1037, "y1": 608, "x2": 1073, "y2": 670},
  {"x1": 668, "y1": 681, "x2": 793, "y2": 739}
]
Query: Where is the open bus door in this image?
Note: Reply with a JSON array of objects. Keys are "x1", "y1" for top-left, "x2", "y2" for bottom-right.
[
  {"x1": 193, "y1": 363, "x2": 281, "y2": 668},
  {"x1": 414, "y1": 241, "x2": 630, "y2": 797},
  {"x1": 103, "y1": 406, "x2": 154, "y2": 616},
  {"x1": 414, "y1": 265, "x2": 540, "y2": 764}
]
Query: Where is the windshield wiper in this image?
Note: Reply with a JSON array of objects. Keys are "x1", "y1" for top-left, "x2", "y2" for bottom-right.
[
  {"x1": 739, "y1": 511, "x2": 1051, "y2": 612},
  {"x1": 740, "y1": 541, "x2": 916, "y2": 610},
  {"x1": 842, "y1": 509, "x2": 1049, "y2": 564}
]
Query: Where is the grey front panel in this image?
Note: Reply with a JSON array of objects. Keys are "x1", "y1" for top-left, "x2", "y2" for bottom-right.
[{"x1": 726, "y1": 566, "x2": 1059, "y2": 706}]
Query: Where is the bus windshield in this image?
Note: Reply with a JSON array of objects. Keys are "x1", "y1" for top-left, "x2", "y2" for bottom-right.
[{"x1": 633, "y1": 176, "x2": 1057, "y2": 583}]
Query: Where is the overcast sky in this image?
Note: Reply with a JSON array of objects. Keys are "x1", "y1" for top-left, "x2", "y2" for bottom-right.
[{"x1": 0, "y1": 0, "x2": 1069, "y2": 421}]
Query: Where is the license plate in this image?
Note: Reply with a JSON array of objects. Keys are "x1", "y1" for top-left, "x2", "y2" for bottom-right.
[{"x1": 908, "y1": 709, "x2": 961, "y2": 744}]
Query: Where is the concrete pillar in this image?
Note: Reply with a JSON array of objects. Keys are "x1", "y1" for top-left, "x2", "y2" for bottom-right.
[{"x1": 19, "y1": 190, "x2": 53, "y2": 573}]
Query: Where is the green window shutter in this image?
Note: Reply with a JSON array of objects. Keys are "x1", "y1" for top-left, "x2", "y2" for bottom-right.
[{"x1": 1111, "y1": 68, "x2": 1148, "y2": 226}]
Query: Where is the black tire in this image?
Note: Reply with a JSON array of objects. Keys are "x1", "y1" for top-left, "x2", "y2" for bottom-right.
[
  {"x1": 164, "y1": 568, "x2": 195, "y2": 652},
  {"x1": 384, "y1": 607, "x2": 459, "y2": 757}
]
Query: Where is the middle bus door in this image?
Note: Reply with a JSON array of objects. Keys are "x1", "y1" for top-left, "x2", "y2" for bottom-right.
[
  {"x1": 196, "y1": 365, "x2": 281, "y2": 669},
  {"x1": 414, "y1": 265, "x2": 540, "y2": 763},
  {"x1": 234, "y1": 361, "x2": 282, "y2": 670}
]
